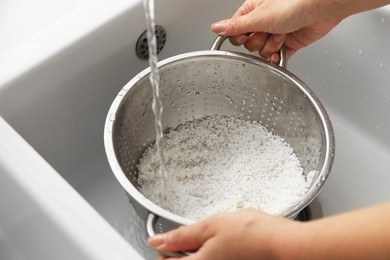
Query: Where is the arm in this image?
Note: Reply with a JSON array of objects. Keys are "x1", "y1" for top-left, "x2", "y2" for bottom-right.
[
  {"x1": 148, "y1": 204, "x2": 390, "y2": 259},
  {"x1": 211, "y1": 0, "x2": 390, "y2": 60},
  {"x1": 297, "y1": 203, "x2": 390, "y2": 259}
]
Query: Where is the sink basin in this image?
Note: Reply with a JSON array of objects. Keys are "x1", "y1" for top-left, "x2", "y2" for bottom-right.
[
  {"x1": 0, "y1": 0, "x2": 91, "y2": 55},
  {"x1": 289, "y1": 6, "x2": 390, "y2": 214},
  {"x1": 1, "y1": 0, "x2": 390, "y2": 259}
]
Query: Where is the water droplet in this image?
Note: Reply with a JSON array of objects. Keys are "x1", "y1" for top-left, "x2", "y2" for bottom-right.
[
  {"x1": 195, "y1": 91, "x2": 200, "y2": 96},
  {"x1": 225, "y1": 95, "x2": 233, "y2": 104},
  {"x1": 381, "y1": 17, "x2": 385, "y2": 23},
  {"x1": 358, "y1": 49, "x2": 363, "y2": 55}
]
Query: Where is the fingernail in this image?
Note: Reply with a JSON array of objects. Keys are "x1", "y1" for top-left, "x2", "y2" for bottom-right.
[
  {"x1": 273, "y1": 34, "x2": 285, "y2": 43},
  {"x1": 270, "y1": 53, "x2": 280, "y2": 63},
  {"x1": 148, "y1": 234, "x2": 166, "y2": 247},
  {"x1": 212, "y1": 20, "x2": 227, "y2": 33}
]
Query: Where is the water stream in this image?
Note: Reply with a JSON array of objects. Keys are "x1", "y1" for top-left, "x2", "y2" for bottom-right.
[{"x1": 142, "y1": 0, "x2": 168, "y2": 197}]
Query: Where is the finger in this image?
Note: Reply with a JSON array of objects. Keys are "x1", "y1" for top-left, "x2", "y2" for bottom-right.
[
  {"x1": 270, "y1": 47, "x2": 297, "y2": 63},
  {"x1": 148, "y1": 222, "x2": 213, "y2": 253},
  {"x1": 211, "y1": 12, "x2": 265, "y2": 36},
  {"x1": 270, "y1": 53, "x2": 280, "y2": 63},
  {"x1": 229, "y1": 33, "x2": 251, "y2": 46},
  {"x1": 244, "y1": 32, "x2": 270, "y2": 52},
  {"x1": 212, "y1": 1, "x2": 258, "y2": 43},
  {"x1": 258, "y1": 34, "x2": 285, "y2": 59},
  {"x1": 230, "y1": 0, "x2": 256, "y2": 19}
]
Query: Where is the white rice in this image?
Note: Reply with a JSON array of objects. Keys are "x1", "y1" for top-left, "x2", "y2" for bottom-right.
[{"x1": 137, "y1": 115, "x2": 312, "y2": 221}]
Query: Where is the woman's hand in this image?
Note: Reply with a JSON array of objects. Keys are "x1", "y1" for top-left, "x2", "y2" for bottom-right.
[
  {"x1": 148, "y1": 209, "x2": 303, "y2": 260},
  {"x1": 149, "y1": 204, "x2": 390, "y2": 259},
  {"x1": 211, "y1": 0, "x2": 342, "y2": 60}
]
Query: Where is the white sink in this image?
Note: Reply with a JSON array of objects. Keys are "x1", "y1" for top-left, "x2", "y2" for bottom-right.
[
  {"x1": 289, "y1": 6, "x2": 390, "y2": 214},
  {"x1": 1, "y1": 0, "x2": 389, "y2": 259},
  {"x1": 0, "y1": 0, "x2": 91, "y2": 55}
]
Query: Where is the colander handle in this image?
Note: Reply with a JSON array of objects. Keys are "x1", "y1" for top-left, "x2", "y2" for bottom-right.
[
  {"x1": 146, "y1": 213, "x2": 190, "y2": 257},
  {"x1": 210, "y1": 35, "x2": 287, "y2": 68}
]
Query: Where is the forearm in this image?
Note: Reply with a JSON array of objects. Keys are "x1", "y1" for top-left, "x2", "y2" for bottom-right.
[
  {"x1": 308, "y1": 0, "x2": 390, "y2": 21},
  {"x1": 277, "y1": 203, "x2": 390, "y2": 259}
]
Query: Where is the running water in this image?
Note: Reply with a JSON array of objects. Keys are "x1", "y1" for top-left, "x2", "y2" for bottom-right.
[{"x1": 142, "y1": 0, "x2": 168, "y2": 196}]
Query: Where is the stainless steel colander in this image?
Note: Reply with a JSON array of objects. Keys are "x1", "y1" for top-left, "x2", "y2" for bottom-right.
[{"x1": 104, "y1": 36, "x2": 335, "y2": 237}]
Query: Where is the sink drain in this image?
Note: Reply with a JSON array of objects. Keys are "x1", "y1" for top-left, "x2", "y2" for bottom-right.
[{"x1": 136, "y1": 25, "x2": 167, "y2": 60}]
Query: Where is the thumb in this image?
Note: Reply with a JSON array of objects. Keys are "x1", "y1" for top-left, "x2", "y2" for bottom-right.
[
  {"x1": 148, "y1": 222, "x2": 212, "y2": 253},
  {"x1": 211, "y1": 13, "x2": 265, "y2": 36}
]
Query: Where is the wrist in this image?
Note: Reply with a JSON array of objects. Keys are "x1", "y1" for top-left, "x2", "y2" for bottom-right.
[
  {"x1": 303, "y1": 0, "x2": 346, "y2": 23},
  {"x1": 270, "y1": 219, "x2": 309, "y2": 260}
]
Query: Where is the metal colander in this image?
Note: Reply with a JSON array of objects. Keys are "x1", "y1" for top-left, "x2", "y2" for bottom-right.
[{"x1": 104, "y1": 37, "x2": 335, "y2": 237}]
